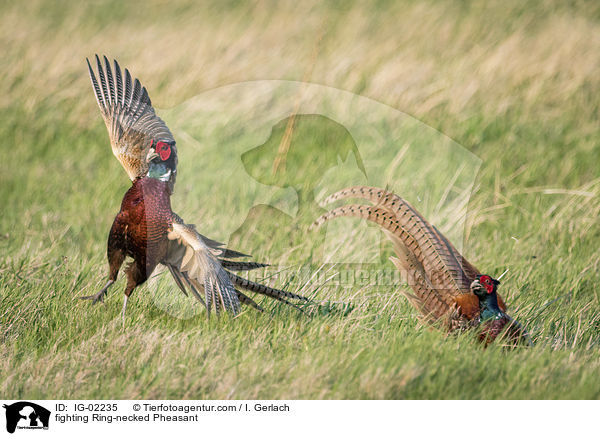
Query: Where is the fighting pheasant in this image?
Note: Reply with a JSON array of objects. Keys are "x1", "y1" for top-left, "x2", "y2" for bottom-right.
[
  {"x1": 313, "y1": 186, "x2": 531, "y2": 346},
  {"x1": 81, "y1": 55, "x2": 307, "y2": 323}
]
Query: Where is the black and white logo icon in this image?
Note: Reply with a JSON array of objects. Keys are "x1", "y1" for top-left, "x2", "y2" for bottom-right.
[{"x1": 3, "y1": 402, "x2": 50, "y2": 433}]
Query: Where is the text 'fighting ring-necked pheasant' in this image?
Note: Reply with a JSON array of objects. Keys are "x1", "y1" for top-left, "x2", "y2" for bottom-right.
[
  {"x1": 313, "y1": 186, "x2": 531, "y2": 346},
  {"x1": 81, "y1": 55, "x2": 307, "y2": 324}
]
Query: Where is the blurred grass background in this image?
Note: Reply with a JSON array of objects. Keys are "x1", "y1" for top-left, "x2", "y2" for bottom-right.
[{"x1": 1, "y1": 0, "x2": 599, "y2": 399}]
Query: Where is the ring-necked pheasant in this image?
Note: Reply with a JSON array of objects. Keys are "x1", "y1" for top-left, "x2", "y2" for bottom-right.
[
  {"x1": 81, "y1": 55, "x2": 307, "y2": 323},
  {"x1": 313, "y1": 186, "x2": 531, "y2": 346}
]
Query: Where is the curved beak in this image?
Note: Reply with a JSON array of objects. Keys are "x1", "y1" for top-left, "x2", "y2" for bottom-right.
[{"x1": 146, "y1": 149, "x2": 159, "y2": 163}]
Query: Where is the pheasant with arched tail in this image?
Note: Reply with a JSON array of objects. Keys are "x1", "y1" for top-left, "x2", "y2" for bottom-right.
[{"x1": 313, "y1": 186, "x2": 531, "y2": 346}]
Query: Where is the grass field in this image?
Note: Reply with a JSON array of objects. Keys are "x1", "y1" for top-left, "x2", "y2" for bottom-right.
[{"x1": 1, "y1": 0, "x2": 600, "y2": 399}]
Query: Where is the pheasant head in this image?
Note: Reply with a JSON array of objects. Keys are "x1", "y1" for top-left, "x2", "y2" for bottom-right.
[
  {"x1": 470, "y1": 275, "x2": 503, "y2": 321},
  {"x1": 146, "y1": 139, "x2": 178, "y2": 189}
]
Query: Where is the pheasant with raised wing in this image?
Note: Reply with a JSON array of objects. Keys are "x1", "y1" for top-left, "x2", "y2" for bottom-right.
[{"x1": 81, "y1": 55, "x2": 307, "y2": 324}]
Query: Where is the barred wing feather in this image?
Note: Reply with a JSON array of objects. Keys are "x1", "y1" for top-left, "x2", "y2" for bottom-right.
[
  {"x1": 87, "y1": 55, "x2": 175, "y2": 182},
  {"x1": 165, "y1": 222, "x2": 241, "y2": 316}
]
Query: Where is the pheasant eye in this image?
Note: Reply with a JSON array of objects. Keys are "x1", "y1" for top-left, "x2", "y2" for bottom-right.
[{"x1": 156, "y1": 141, "x2": 171, "y2": 161}]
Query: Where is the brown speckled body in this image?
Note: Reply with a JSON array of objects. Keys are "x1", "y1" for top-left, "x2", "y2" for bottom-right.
[{"x1": 107, "y1": 177, "x2": 173, "y2": 297}]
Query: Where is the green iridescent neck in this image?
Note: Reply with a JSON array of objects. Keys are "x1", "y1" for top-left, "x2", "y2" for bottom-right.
[
  {"x1": 479, "y1": 292, "x2": 503, "y2": 321},
  {"x1": 147, "y1": 162, "x2": 171, "y2": 181}
]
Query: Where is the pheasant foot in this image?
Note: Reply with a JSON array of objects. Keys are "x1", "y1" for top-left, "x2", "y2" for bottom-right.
[{"x1": 80, "y1": 280, "x2": 114, "y2": 304}]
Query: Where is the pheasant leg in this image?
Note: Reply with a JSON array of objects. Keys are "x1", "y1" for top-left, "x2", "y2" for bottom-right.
[
  {"x1": 80, "y1": 280, "x2": 114, "y2": 304},
  {"x1": 120, "y1": 259, "x2": 148, "y2": 325}
]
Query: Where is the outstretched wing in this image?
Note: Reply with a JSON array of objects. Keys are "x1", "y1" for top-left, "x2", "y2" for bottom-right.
[
  {"x1": 165, "y1": 221, "x2": 241, "y2": 316},
  {"x1": 86, "y1": 55, "x2": 175, "y2": 181},
  {"x1": 167, "y1": 212, "x2": 308, "y2": 314}
]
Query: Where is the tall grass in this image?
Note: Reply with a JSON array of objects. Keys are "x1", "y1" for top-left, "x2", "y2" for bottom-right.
[{"x1": 1, "y1": 0, "x2": 599, "y2": 399}]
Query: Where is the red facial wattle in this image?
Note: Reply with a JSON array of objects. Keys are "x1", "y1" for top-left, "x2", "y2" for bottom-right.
[
  {"x1": 480, "y1": 275, "x2": 495, "y2": 294},
  {"x1": 156, "y1": 142, "x2": 171, "y2": 161}
]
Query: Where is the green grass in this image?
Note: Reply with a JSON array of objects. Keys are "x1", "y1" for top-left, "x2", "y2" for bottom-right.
[{"x1": 1, "y1": 0, "x2": 600, "y2": 399}]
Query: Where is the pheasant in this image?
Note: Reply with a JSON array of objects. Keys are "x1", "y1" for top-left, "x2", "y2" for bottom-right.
[
  {"x1": 81, "y1": 55, "x2": 307, "y2": 323},
  {"x1": 313, "y1": 186, "x2": 531, "y2": 346}
]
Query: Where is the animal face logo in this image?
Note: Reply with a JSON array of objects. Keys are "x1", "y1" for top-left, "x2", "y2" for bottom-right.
[{"x1": 2, "y1": 402, "x2": 50, "y2": 434}]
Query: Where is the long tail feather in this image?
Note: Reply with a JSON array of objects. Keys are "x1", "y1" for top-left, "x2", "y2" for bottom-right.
[
  {"x1": 312, "y1": 203, "x2": 461, "y2": 318},
  {"x1": 236, "y1": 290, "x2": 265, "y2": 312},
  {"x1": 320, "y1": 186, "x2": 476, "y2": 288},
  {"x1": 228, "y1": 273, "x2": 309, "y2": 302},
  {"x1": 220, "y1": 260, "x2": 269, "y2": 271}
]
